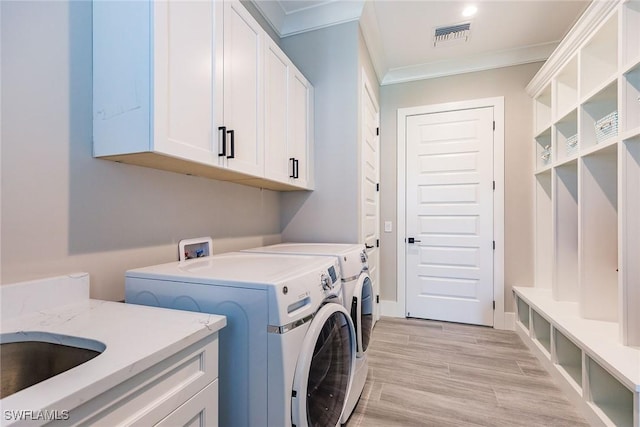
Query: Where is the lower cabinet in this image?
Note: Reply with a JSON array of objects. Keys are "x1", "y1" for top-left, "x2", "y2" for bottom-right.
[
  {"x1": 156, "y1": 381, "x2": 218, "y2": 427},
  {"x1": 62, "y1": 334, "x2": 219, "y2": 426}
]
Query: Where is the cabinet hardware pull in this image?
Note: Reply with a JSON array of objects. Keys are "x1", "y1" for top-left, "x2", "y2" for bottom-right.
[
  {"x1": 294, "y1": 158, "x2": 299, "y2": 179},
  {"x1": 289, "y1": 157, "x2": 296, "y2": 178},
  {"x1": 218, "y1": 126, "x2": 227, "y2": 157},
  {"x1": 227, "y1": 129, "x2": 235, "y2": 159}
]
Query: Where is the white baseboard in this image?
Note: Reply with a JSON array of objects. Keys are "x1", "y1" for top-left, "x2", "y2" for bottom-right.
[
  {"x1": 503, "y1": 312, "x2": 516, "y2": 331},
  {"x1": 380, "y1": 300, "x2": 405, "y2": 318}
]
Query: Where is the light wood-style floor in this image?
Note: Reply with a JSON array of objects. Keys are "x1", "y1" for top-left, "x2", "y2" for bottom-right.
[{"x1": 345, "y1": 317, "x2": 590, "y2": 427}]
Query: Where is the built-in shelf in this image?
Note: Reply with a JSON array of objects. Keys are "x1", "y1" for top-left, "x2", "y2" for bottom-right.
[
  {"x1": 516, "y1": 296, "x2": 530, "y2": 330},
  {"x1": 587, "y1": 357, "x2": 635, "y2": 427},
  {"x1": 535, "y1": 85, "x2": 553, "y2": 135},
  {"x1": 535, "y1": 127, "x2": 553, "y2": 170},
  {"x1": 580, "y1": 13, "x2": 618, "y2": 96},
  {"x1": 535, "y1": 171, "x2": 553, "y2": 289},
  {"x1": 555, "y1": 56, "x2": 579, "y2": 120},
  {"x1": 622, "y1": 63, "x2": 640, "y2": 134},
  {"x1": 554, "y1": 329, "x2": 583, "y2": 392},
  {"x1": 532, "y1": 310, "x2": 552, "y2": 356},
  {"x1": 580, "y1": 80, "x2": 618, "y2": 151},
  {"x1": 621, "y1": 136, "x2": 640, "y2": 347},
  {"x1": 553, "y1": 160, "x2": 578, "y2": 302},
  {"x1": 622, "y1": 0, "x2": 640, "y2": 70},
  {"x1": 555, "y1": 109, "x2": 578, "y2": 161},
  {"x1": 513, "y1": 287, "x2": 640, "y2": 427},
  {"x1": 580, "y1": 145, "x2": 618, "y2": 322},
  {"x1": 526, "y1": 2, "x2": 639, "y2": 424}
]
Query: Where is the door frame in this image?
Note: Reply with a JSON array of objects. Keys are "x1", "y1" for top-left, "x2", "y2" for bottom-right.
[{"x1": 395, "y1": 97, "x2": 506, "y2": 329}]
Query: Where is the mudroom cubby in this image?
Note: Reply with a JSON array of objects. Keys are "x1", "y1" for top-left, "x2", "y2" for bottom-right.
[
  {"x1": 520, "y1": 1, "x2": 640, "y2": 426},
  {"x1": 553, "y1": 329, "x2": 582, "y2": 392}
]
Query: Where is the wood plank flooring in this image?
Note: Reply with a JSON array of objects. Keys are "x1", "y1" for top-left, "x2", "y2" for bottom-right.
[{"x1": 345, "y1": 317, "x2": 590, "y2": 427}]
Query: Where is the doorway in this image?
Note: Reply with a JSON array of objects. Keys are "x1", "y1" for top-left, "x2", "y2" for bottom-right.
[{"x1": 397, "y1": 97, "x2": 505, "y2": 328}]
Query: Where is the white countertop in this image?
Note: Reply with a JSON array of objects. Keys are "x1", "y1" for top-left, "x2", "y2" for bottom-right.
[{"x1": 0, "y1": 274, "x2": 226, "y2": 426}]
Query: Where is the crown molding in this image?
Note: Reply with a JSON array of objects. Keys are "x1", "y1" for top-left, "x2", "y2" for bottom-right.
[
  {"x1": 381, "y1": 42, "x2": 557, "y2": 86},
  {"x1": 525, "y1": 0, "x2": 622, "y2": 97},
  {"x1": 251, "y1": 0, "x2": 364, "y2": 38}
]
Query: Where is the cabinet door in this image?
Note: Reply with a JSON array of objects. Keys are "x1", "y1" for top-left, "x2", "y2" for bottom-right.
[
  {"x1": 155, "y1": 380, "x2": 218, "y2": 427},
  {"x1": 289, "y1": 69, "x2": 313, "y2": 189},
  {"x1": 221, "y1": 0, "x2": 263, "y2": 176},
  {"x1": 264, "y1": 38, "x2": 292, "y2": 184},
  {"x1": 153, "y1": 0, "x2": 218, "y2": 165}
]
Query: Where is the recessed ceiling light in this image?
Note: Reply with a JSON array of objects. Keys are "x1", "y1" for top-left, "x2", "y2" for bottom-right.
[{"x1": 462, "y1": 5, "x2": 478, "y2": 17}]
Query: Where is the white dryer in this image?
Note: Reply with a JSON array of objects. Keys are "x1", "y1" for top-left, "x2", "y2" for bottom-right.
[
  {"x1": 125, "y1": 252, "x2": 356, "y2": 427},
  {"x1": 242, "y1": 243, "x2": 373, "y2": 424}
]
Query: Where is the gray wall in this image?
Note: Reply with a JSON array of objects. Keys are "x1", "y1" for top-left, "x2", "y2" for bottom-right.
[
  {"x1": 1, "y1": 1, "x2": 281, "y2": 300},
  {"x1": 379, "y1": 62, "x2": 541, "y2": 310},
  {"x1": 279, "y1": 22, "x2": 361, "y2": 243}
]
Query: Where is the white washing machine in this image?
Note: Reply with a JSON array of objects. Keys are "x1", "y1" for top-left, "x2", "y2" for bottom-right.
[
  {"x1": 242, "y1": 243, "x2": 373, "y2": 424},
  {"x1": 125, "y1": 252, "x2": 356, "y2": 427}
]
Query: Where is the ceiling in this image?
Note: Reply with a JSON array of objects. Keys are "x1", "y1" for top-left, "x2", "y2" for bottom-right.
[{"x1": 251, "y1": 0, "x2": 591, "y2": 85}]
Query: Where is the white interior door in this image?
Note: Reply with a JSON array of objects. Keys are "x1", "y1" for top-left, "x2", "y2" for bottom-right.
[
  {"x1": 361, "y1": 72, "x2": 380, "y2": 323},
  {"x1": 405, "y1": 107, "x2": 495, "y2": 326}
]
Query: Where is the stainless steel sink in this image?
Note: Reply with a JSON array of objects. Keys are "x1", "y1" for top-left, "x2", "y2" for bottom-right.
[{"x1": 1, "y1": 333, "x2": 105, "y2": 399}]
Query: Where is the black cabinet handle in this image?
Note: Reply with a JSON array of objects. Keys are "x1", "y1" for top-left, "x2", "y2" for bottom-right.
[
  {"x1": 227, "y1": 129, "x2": 235, "y2": 159},
  {"x1": 218, "y1": 126, "x2": 226, "y2": 157},
  {"x1": 289, "y1": 157, "x2": 299, "y2": 179}
]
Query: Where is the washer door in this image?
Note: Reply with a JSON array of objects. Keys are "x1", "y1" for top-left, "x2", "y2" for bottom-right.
[
  {"x1": 351, "y1": 273, "x2": 373, "y2": 356},
  {"x1": 291, "y1": 303, "x2": 356, "y2": 427}
]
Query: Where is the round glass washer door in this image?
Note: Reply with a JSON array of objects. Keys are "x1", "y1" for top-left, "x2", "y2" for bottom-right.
[
  {"x1": 291, "y1": 303, "x2": 356, "y2": 427},
  {"x1": 351, "y1": 273, "x2": 373, "y2": 356}
]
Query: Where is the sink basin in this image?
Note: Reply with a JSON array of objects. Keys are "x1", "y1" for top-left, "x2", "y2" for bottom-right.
[{"x1": 1, "y1": 332, "x2": 106, "y2": 399}]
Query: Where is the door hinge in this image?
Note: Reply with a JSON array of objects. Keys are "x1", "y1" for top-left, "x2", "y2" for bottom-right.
[
  {"x1": 493, "y1": 301, "x2": 496, "y2": 310},
  {"x1": 492, "y1": 241, "x2": 496, "y2": 250},
  {"x1": 376, "y1": 239, "x2": 380, "y2": 248},
  {"x1": 376, "y1": 295, "x2": 380, "y2": 303},
  {"x1": 493, "y1": 121, "x2": 495, "y2": 131},
  {"x1": 376, "y1": 127, "x2": 380, "y2": 136},
  {"x1": 493, "y1": 181, "x2": 495, "y2": 190},
  {"x1": 376, "y1": 183, "x2": 380, "y2": 192}
]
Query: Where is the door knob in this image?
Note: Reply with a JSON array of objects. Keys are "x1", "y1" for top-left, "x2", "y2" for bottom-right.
[{"x1": 407, "y1": 237, "x2": 421, "y2": 244}]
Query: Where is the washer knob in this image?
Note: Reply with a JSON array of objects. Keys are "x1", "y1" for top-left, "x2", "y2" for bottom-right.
[{"x1": 321, "y1": 274, "x2": 332, "y2": 290}]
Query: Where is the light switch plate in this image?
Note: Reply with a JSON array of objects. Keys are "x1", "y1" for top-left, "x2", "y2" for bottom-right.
[{"x1": 384, "y1": 221, "x2": 393, "y2": 232}]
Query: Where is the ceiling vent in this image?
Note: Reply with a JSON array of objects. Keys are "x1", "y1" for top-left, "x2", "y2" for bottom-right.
[{"x1": 434, "y1": 22, "x2": 471, "y2": 47}]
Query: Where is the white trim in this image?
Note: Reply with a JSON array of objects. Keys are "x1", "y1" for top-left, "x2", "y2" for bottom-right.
[
  {"x1": 504, "y1": 312, "x2": 516, "y2": 331},
  {"x1": 382, "y1": 42, "x2": 558, "y2": 86},
  {"x1": 394, "y1": 97, "x2": 506, "y2": 329}
]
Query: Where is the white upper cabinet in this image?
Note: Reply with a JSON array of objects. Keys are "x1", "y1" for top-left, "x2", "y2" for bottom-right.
[
  {"x1": 289, "y1": 68, "x2": 314, "y2": 189},
  {"x1": 219, "y1": 1, "x2": 264, "y2": 177},
  {"x1": 263, "y1": 38, "x2": 314, "y2": 189},
  {"x1": 93, "y1": 0, "x2": 313, "y2": 191}
]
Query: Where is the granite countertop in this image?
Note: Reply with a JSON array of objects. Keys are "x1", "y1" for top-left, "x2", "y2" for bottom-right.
[{"x1": 0, "y1": 273, "x2": 226, "y2": 425}]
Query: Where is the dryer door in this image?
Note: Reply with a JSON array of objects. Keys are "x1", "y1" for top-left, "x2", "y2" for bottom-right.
[
  {"x1": 351, "y1": 273, "x2": 374, "y2": 357},
  {"x1": 291, "y1": 303, "x2": 356, "y2": 427}
]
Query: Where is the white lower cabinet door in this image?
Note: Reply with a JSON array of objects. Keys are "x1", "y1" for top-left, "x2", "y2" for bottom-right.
[{"x1": 155, "y1": 380, "x2": 218, "y2": 427}]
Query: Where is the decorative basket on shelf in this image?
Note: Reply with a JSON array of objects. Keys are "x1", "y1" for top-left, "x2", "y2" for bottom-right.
[
  {"x1": 540, "y1": 144, "x2": 551, "y2": 165},
  {"x1": 566, "y1": 134, "x2": 578, "y2": 156},
  {"x1": 594, "y1": 111, "x2": 618, "y2": 143}
]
